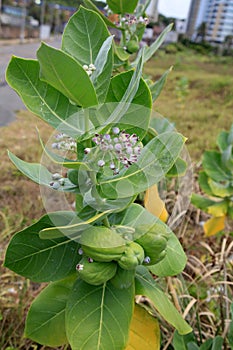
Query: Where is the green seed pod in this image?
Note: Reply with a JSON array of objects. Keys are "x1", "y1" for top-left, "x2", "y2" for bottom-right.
[
  {"x1": 118, "y1": 242, "x2": 144, "y2": 270},
  {"x1": 110, "y1": 266, "x2": 135, "y2": 289},
  {"x1": 126, "y1": 40, "x2": 140, "y2": 54},
  {"x1": 77, "y1": 256, "x2": 117, "y2": 286},
  {"x1": 81, "y1": 244, "x2": 125, "y2": 262},
  {"x1": 136, "y1": 233, "x2": 167, "y2": 266}
]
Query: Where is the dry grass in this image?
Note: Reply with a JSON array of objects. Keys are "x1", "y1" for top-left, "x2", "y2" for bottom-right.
[{"x1": 1, "y1": 51, "x2": 233, "y2": 349}]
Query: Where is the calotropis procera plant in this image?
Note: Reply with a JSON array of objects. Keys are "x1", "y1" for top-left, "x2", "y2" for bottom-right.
[
  {"x1": 192, "y1": 124, "x2": 233, "y2": 236},
  {"x1": 4, "y1": 1, "x2": 192, "y2": 349}
]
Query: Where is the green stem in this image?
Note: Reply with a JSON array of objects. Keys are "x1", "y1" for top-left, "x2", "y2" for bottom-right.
[
  {"x1": 103, "y1": 216, "x2": 110, "y2": 228},
  {"x1": 84, "y1": 108, "x2": 92, "y2": 148}
]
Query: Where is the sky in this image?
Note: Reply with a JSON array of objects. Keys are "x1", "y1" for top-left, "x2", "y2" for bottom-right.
[{"x1": 158, "y1": 0, "x2": 192, "y2": 19}]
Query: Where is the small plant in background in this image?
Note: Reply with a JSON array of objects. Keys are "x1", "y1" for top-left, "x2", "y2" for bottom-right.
[
  {"x1": 191, "y1": 124, "x2": 233, "y2": 236},
  {"x1": 4, "y1": 1, "x2": 192, "y2": 349},
  {"x1": 175, "y1": 76, "x2": 189, "y2": 109},
  {"x1": 186, "y1": 124, "x2": 233, "y2": 350}
]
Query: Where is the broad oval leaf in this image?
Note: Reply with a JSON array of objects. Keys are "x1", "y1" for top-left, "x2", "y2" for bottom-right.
[
  {"x1": 208, "y1": 177, "x2": 233, "y2": 198},
  {"x1": 24, "y1": 275, "x2": 76, "y2": 347},
  {"x1": 105, "y1": 69, "x2": 152, "y2": 139},
  {"x1": 135, "y1": 266, "x2": 192, "y2": 335},
  {"x1": 66, "y1": 279, "x2": 135, "y2": 350},
  {"x1": 202, "y1": 150, "x2": 231, "y2": 182},
  {"x1": 198, "y1": 171, "x2": 214, "y2": 196},
  {"x1": 37, "y1": 43, "x2": 98, "y2": 107},
  {"x1": 6, "y1": 57, "x2": 82, "y2": 133},
  {"x1": 99, "y1": 132, "x2": 186, "y2": 199},
  {"x1": 62, "y1": 6, "x2": 110, "y2": 66},
  {"x1": 126, "y1": 304, "x2": 160, "y2": 350},
  {"x1": 107, "y1": 0, "x2": 138, "y2": 14},
  {"x1": 83, "y1": 0, "x2": 124, "y2": 30},
  {"x1": 217, "y1": 130, "x2": 229, "y2": 152},
  {"x1": 4, "y1": 212, "x2": 80, "y2": 282}
]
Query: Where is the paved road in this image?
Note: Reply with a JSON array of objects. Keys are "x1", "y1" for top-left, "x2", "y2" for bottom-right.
[{"x1": 0, "y1": 37, "x2": 61, "y2": 126}]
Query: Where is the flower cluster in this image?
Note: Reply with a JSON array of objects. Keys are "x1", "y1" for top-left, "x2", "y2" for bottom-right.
[
  {"x1": 82, "y1": 63, "x2": 96, "y2": 76},
  {"x1": 52, "y1": 133, "x2": 76, "y2": 152},
  {"x1": 115, "y1": 14, "x2": 149, "y2": 27},
  {"x1": 85, "y1": 127, "x2": 142, "y2": 174},
  {"x1": 49, "y1": 173, "x2": 66, "y2": 190}
]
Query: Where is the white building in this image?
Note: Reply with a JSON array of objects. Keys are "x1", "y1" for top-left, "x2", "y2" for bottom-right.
[{"x1": 186, "y1": 0, "x2": 233, "y2": 43}]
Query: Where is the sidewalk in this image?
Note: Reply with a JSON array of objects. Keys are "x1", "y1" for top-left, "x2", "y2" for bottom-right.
[{"x1": 0, "y1": 35, "x2": 61, "y2": 47}]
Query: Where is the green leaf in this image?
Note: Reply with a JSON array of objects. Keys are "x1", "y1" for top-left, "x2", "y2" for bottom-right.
[
  {"x1": 109, "y1": 203, "x2": 170, "y2": 240},
  {"x1": 37, "y1": 43, "x2": 98, "y2": 107},
  {"x1": 150, "y1": 115, "x2": 175, "y2": 134},
  {"x1": 126, "y1": 304, "x2": 160, "y2": 350},
  {"x1": 149, "y1": 231, "x2": 187, "y2": 276},
  {"x1": 172, "y1": 331, "x2": 196, "y2": 350},
  {"x1": 25, "y1": 275, "x2": 76, "y2": 347},
  {"x1": 228, "y1": 124, "x2": 233, "y2": 144},
  {"x1": 107, "y1": 0, "x2": 138, "y2": 14},
  {"x1": 221, "y1": 144, "x2": 233, "y2": 170},
  {"x1": 99, "y1": 132, "x2": 186, "y2": 199},
  {"x1": 98, "y1": 51, "x2": 147, "y2": 137},
  {"x1": 91, "y1": 36, "x2": 114, "y2": 103},
  {"x1": 104, "y1": 68, "x2": 152, "y2": 139},
  {"x1": 199, "y1": 339, "x2": 213, "y2": 350},
  {"x1": 4, "y1": 213, "x2": 80, "y2": 282},
  {"x1": 191, "y1": 194, "x2": 216, "y2": 211},
  {"x1": 227, "y1": 302, "x2": 233, "y2": 348},
  {"x1": 202, "y1": 151, "x2": 231, "y2": 182},
  {"x1": 187, "y1": 342, "x2": 200, "y2": 350},
  {"x1": 6, "y1": 57, "x2": 81, "y2": 133},
  {"x1": 135, "y1": 266, "x2": 192, "y2": 335},
  {"x1": 132, "y1": 24, "x2": 173, "y2": 67},
  {"x1": 211, "y1": 336, "x2": 223, "y2": 350},
  {"x1": 166, "y1": 157, "x2": 187, "y2": 177},
  {"x1": 198, "y1": 171, "x2": 214, "y2": 196},
  {"x1": 62, "y1": 6, "x2": 110, "y2": 66},
  {"x1": 217, "y1": 130, "x2": 229, "y2": 152},
  {"x1": 208, "y1": 178, "x2": 233, "y2": 198},
  {"x1": 66, "y1": 279, "x2": 134, "y2": 350},
  {"x1": 149, "y1": 67, "x2": 172, "y2": 102},
  {"x1": 39, "y1": 210, "x2": 114, "y2": 241},
  {"x1": 8, "y1": 151, "x2": 78, "y2": 192},
  {"x1": 83, "y1": 0, "x2": 124, "y2": 30},
  {"x1": 114, "y1": 44, "x2": 130, "y2": 62}
]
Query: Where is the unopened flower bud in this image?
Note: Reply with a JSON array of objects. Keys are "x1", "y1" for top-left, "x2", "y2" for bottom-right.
[
  {"x1": 76, "y1": 264, "x2": 84, "y2": 271},
  {"x1": 84, "y1": 148, "x2": 91, "y2": 154},
  {"x1": 52, "y1": 173, "x2": 62, "y2": 180},
  {"x1": 78, "y1": 248, "x2": 83, "y2": 255},
  {"x1": 144, "y1": 256, "x2": 151, "y2": 264},
  {"x1": 98, "y1": 159, "x2": 105, "y2": 167}
]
